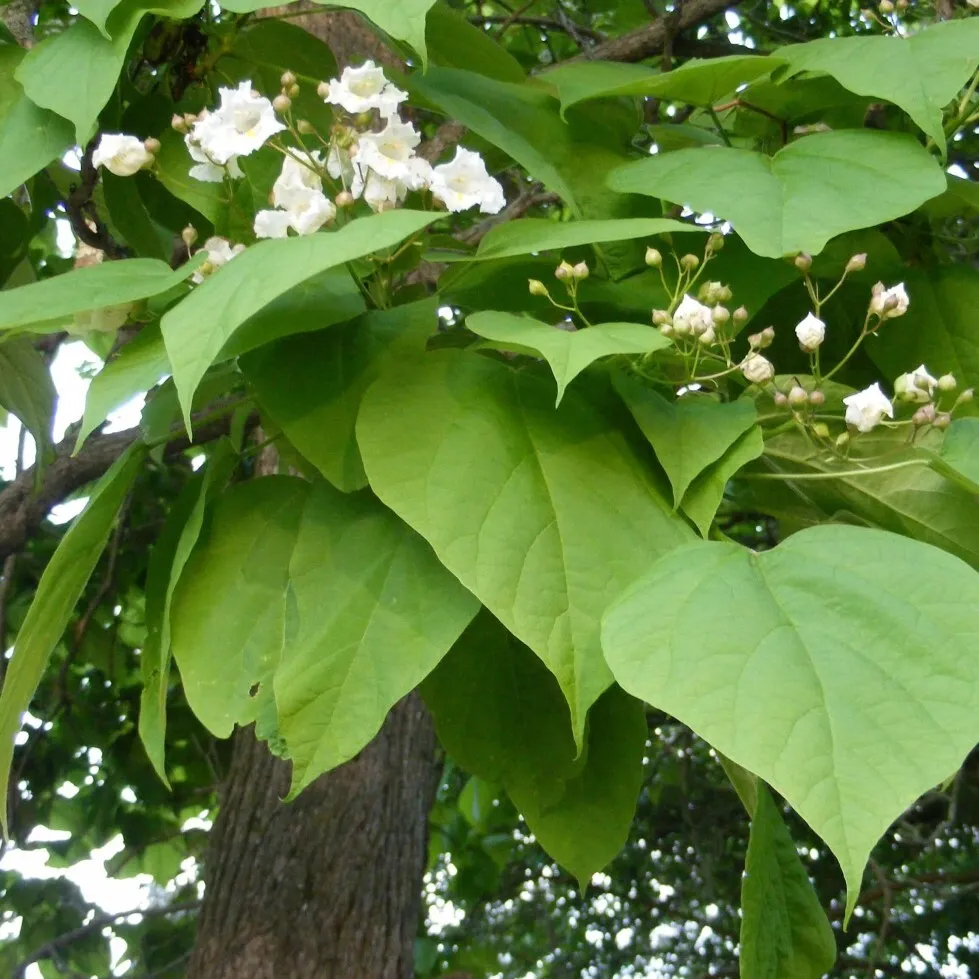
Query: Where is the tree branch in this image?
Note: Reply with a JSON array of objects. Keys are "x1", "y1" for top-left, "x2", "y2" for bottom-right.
[
  {"x1": 65, "y1": 136, "x2": 127, "y2": 260},
  {"x1": 0, "y1": 406, "x2": 254, "y2": 566},
  {"x1": 559, "y1": 0, "x2": 739, "y2": 63}
]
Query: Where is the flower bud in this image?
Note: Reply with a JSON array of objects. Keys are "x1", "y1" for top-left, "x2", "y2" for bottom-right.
[
  {"x1": 912, "y1": 404, "x2": 937, "y2": 427},
  {"x1": 749, "y1": 327, "x2": 774, "y2": 350},
  {"x1": 288, "y1": 83, "x2": 300, "y2": 98},
  {"x1": 733, "y1": 306, "x2": 748, "y2": 325},
  {"x1": 712, "y1": 305, "x2": 730, "y2": 326},
  {"x1": 296, "y1": 120, "x2": 315, "y2": 135},
  {"x1": 335, "y1": 190, "x2": 355, "y2": 208},
  {"x1": 761, "y1": 326, "x2": 775, "y2": 346},
  {"x1": 879, "y1": 0, "x2": 894, "y2": 12},
  {"x1": 809, "y1": 389, "x2": 826, "y2": 407},
  {"x1": 836, "y1": 431, "x2": 850, "y2": 450},
  {"x1": 741, "y1": 353, "x2": 775, "y2": 385},
  {"x1": 171, "y1": 113, "x2": 188, "y2": 133},
  {"x1": 659, "y1": 323, "x2": 674, "y2": 338},
  {"x1": 317, "y1": 80, "x2": 331, "y2": 100},
  {"x1": 956, "y1": 388, "x2": 974, "y2": 406},
  {"x1": 183, "y1": 112, "x2": 199, "y2": 129},
  {"x1": 794, "y1": 252, "x2": 812, "y2": 273},
  {"x1": 774, "y1": 392, "x2": 789, "y2": 408},
  {"x1": 528, "y1": 279, "x2": 549, "y2": 297},
  {"x1": 938, "y1": 373, "x2": 957, "y2": 393},
  {"x1": 795, "y1": 312, "x2": 825, "y2": 352},
  {"x1": 708, "y1": 232, "x2": 725, "y2": 252},
  {"x1": 846, "y1": 253, "x2": 867, "y2": 273},
  {"x1": 788, "y1": 386, "x2": 809, "y2": 408},
  {"x1": 698, "y1": 327, "x2": 717, "y2": 346},
  {"x1": 717, "y1": 285, "x2": 733, "y2": 303},
  {"x1": 645, "y1": 247, "x2": 662, "y2": 268},
  {"x1": 934, "y1": 412, "x2": 952, "y2": 430},
  {"x1": 896, "y1": 0, "x2": 908, "y2": 8},
  {"x1": 280, "y1": 70, "x2": 297, "y2": 87},
  {"x1": 198, "y1": 260, "x2": 215, "y2": 278},
  {"x1": 555, "y1": 260, "x2": 574, "y2": 281},
  {"x1": 652, "y1": 309, "x2": 672, "y2": 326},
  {"x1": 812, "y1": 423, "x2": 831, "y2": 439},
  {"x1": 572, "y1": 261, "x2": 589, "y2": 280},
  {"x1": 679, "y1": 254, "x2": 699, "y2": 271},
  {"x1": 272, "y1": 94, "x2": 292, "y2": 114},
  {"x1": 181, "y1": 224, "x2": 198, "y2": 247},
  {"x1": 143, "y1": 137, "x2": 161, "y2": 155}
]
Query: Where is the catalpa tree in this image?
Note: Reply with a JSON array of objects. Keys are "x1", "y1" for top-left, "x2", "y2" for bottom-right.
[{"x1": 1, "y1": 0, "x2": 979, "y2": 977}]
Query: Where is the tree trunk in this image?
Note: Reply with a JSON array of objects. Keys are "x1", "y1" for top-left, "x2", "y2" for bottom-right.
[{"x1": 186, "y1": 693, "x2": 440, "y2": 979}]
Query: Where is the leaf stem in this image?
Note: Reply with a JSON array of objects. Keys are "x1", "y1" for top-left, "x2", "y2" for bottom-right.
[{"x1": 743, "y1": 458, "x2": 929, "y2": 481}]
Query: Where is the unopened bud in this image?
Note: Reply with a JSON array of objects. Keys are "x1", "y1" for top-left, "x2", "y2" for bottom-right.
[
  {"x1": 879, "y1": 0, "x2": 894, "y2": 12},
  {"x1": 733, "y1": 306, "x2": 748, "y2": 325},
  {"x1": 171, "y1": 113, "x2": 188, "y2": 133},
  {"x1": 288, "y1": 83, "x2": 300, "y2": 98},
  {"x1": 679, "y1": 254, "x2": 699, "y2": 271},
  {"x1": 272, "y1": 94, "x2": 292, "y2": 113},
  {"x1": 529, "y1": 278, "x2": 549, "y2": 297},
  {"x1": 895, "y1": 0, "x2": 908, "y2": 8},
  {"x1": 296, "y1": 119, "x2": 315, "y2": 134},
  {"x1": 652, "y1": 309, "x2": 672, "y2": 327},
  {"x1": 788, "y1": 386, "x2": 809, "y2": 408},
  {"x1": 335, "y1": 190, "x2": 355, "y2": 208},
  {"x1": 712, "y1": 305, "x2": 730, "y2": 326},
  {"x1": 183, "y1": 112, "x2": 198, "y2": 128},
  {"x1": 572, "y1": 261, "x2": 589, "y2": 280},
  {"x1": 280, "y1": 70, "x2": 297, "y2": 87},
  {"x1": 748, "y1": 332, "x2": 764, "y2": 350},
  {"x1": 794, "y1": 253, "x2": 812, "y2": 273},
  {"x1": 708, "y1": 232, "x2": 725, "y2": 252},
  {"x1": 809, "y1": 390, "x2": 826, "y2": 407},
  {"x1": 645, "y1": 247, "x2": 662, "y2": 268},
  {"x1": 717, "y1": 285, "x2": 733, "y2": 303},
  {"x1": 812, "y1": 422, "x2": 831, "y2": 439},
  {"x1": 846, "y1": 253, "x2": 867, "y2": 273},
  {"x1": 836, "y1": 431, "x2": 850, "y2": 450},
  {"x1": 181, "y1": 224, "x2": 198, "y2": 247},
  {"x1": 956, "y1": 388, "x2": 974, "y2": 406},
  {"x1": 555, "y1": 261, "x2": 574, "y2": 282},
  {"x1": 934, "y1": 412, "x2": 952, "y2": 430},
  {"x1": 912, "y1": 404, "x2": 938, "y2": 427},
  {"x1": 741, "y1": 353, "x2": 775, "y2": 384},
  {"x1": 143, "y1": 137, "x2": 161, "y2": 155},
  {"x1": 317, "y1": 81, "x2": 331, "y2": 100},
  {"x1": 774, "y1": 392, "x2": 789, "y2": 408},
  {"x1": 698, "y1": 327, "x2": 717, "y2": 346},
  {"x1": 761, "y1": 326, "x2": 776, "y2": 346},
  {"x1": 938, "y1": 373, "x2": 957, "y2": 393},
  {"x1": 198, "y1": 260, "x2": 215, "y2": 277},
  {"x1": 659, "y1": 323, "x2": 675, "y2": 338}
]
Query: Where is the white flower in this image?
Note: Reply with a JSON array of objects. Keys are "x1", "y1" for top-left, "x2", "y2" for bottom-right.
[
  {"x1": 92, "y1": 134, "x2": 154, "y2": 176},
  {"x1": 362, "y1": 171, "x2": 407, "y2": 212},
  {"x1": 672, "y1": 294, "x2": 714, "y2": 338},
  {"x1": 289, "y1": 193, "x2": 336, "y2": 235},
  {"x1": 191, "y1": 236, "x2": 245, "y2": 282},
  {"x1": 430, "y1": 147, "x2": 505, "y2": 214},
  {"x1": 272, "y1": 151, "x2": 325, "y2": 210},
  {"x1": 327, "y1": 143, "x2": 357, "y2": 189},
  {"x1": 870, "y1": 282, "x2": 910, "y2": 319},
  {"x1": 794, "y1": 312, "x2": 825, "y2": 352},
  {"x1": 351, "y1": 118, "x2": 428, "y2": 183},
  {"x1": 323, "y1": 60, "x2": 408, "y2": 118},
  {"x1": 741, "y1": 352, "x2": 775, "y2": 384},
  {"x1": 844, "y1": 383, "x2": 894, "y2": 432},
  {"x1": 254, "y1": 209, "x2": 292, "y2": 239},
  {"x1": 191, "y1": 81, "x2": 285, "y2": 165},
  {"x1": 894, "y1": 364, "x2": 938, "y2": 404}
]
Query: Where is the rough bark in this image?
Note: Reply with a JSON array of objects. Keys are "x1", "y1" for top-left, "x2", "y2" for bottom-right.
[{"x1": 186, "y1": 694, "x2": 440, "y2": 979}]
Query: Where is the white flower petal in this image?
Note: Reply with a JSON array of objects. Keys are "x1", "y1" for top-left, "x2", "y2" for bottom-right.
[
  {"x1": 92, "y1": 134, "x2": 154, "y2": 177},
  {"x1": 430, "y1": 147, "x2": 506, "y2": 214},
  {"x1": 254, "y1": 210, "x2": 293, "y2": 239},
  {"x1": 192, "y1": 80, "x2": 285, "y2": 164}
]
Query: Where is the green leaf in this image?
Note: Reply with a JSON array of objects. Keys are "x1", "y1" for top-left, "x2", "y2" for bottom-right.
[
  {"x1": 241, "y1": 298, "x2": 437, "y2": 492},
  {"x1": 466, "y1": 217, "x2": 703, "y2": 263},
  {"x1": 228, "y1": 17, "x2": 338, "y2": 81},
  {"x1": 0, "y1": 258, "x2": 201, "y2": 332},
  {"x1": 741, "y1": 784, "x2": 837, "y2": 979},
  {"x1": 15, "y1": 0, "x2": 205, "y2": 143},
  {"x1": 0, "y1": 444, "x2": 144, "y2": 835},
  {"x1": 776, "y1": 18, "x2": 979, "y2": 152},
  {"x1": 0, "y1": 336, "x2": 56, "y2": 458},
  {"x1": 160, "y1": 209, "x2": 436, "y2": 431},
  {"x1": 140, "y1": 441, "x2": 237, "y2": 783},
  {"x1": 73, "y1": 0, "x2": 123, "y2": 36},
  {"x1": 601, "y1": 524, "x2": 979, "y2": 918},
  {"x1": 934, "y1": 418, "x2": 979, "y2": 496},
  {"x1": 423, "y1": 611, "x2": 646, "y2": 886},
  {"x1": 306, "y1": 0, "x2": 436, "y2": 67},
  {"x1": 614, "y1": 374, "x2": 758, "y2": 507},
  {"x1": 426, "y1": 3, "x2": 524, "y2": 83},
  {"x1": 467, "y1": 312, "x2": 671, "y2": 406},
  {"x1": 357, "y1": 350, "x2": 693, "y2": 744},
  {"x1": 681, "y1": 426, "x2": 765, "y2": 537},
  {"x1": 544, "y1": 55, "x2": 779, "y2": 117},
  {"x1": 0, "y1": 49, "x2": 75, "y2": 199},
  {"x1": 607, "y1": 130, "x2": 945, "y2": 258},
  {"x1": 76, "y1": 326, "x2": 169, "y2": 452},
  {"x1": 154, "y1": 128, "x2": 226, "y2": 225},
  {"x1": 102, "y1": 172, "x2": 170, "y2": 261},
  {"x1": 170, "y1": 477, "x2": 478, "y2": 794}
]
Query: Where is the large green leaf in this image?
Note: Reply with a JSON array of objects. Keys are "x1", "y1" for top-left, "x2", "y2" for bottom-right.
[
  {"x1": 0, "y1": 444, "x2": 144, "y2": 835},
  {"x1": 139, "y1": 441, "x2": 237, "y2": 783},
  {"x1": 776, "y1": 18, "x2": 979, "y2": 151},
  {"x1": 0, "y1": 337, "x2": 56, "y2": 458},
  {"x1": 15, "y1": 0, "x2": 205, "y2": 142},
  {"x1": 934, "y1": 418, "x2": 979, "y2": 496},
  {"x1": 170, "y1": 477, "x2": 478, "y2": 794},
  {"x1": 607, "y1": 131, "x2": 945, "y2": 258},
  {"x1": 102, "y1": 172, "x2": 171, "y2": 261},
  {"x1": 423, "y1": 611, "x2": 646, "y2": 886},
  {"x1": 425, "y1": 3, "x2": 524, "y2": 82},
  {"x1": 0, "y1": 49, "x2": 74, "y2": 199},
  {"x1": 544, "y1": 55, "x2": 779, "y2": 116},
  {"x1": 467, "y1": 312, "x2": 671, "y2": 406},
  {"x1": 242, "y1": 299, "x2": 437, "y2": 493},
  {"x1": 602, "y1": 524, "x2": 979, "y2": 917},
  {"x1": 154, "y1": 129, "x2": 226, "y2": 225},
  {"x1": 160, "y1": 209, "x2": 436, "y2": 430},
  {"x1": 73, "y1": 0, "x2": 123, "y2": 36},
  {"x1": 357, "y1": 350, "x2": 693, "y2": 744},
  {"x1": 741, "y1": 784, "x2": 837, "y2": 979},
  {"x1": 76, "y1": 326, "x2": 169, "y2": 452},
  {"x1": 0, "y1": 258, "x2": 201, "y2": 332},
  {"x1": 465, "y1": 217, "x2": 702, "y2": 263},
  {"x1": 614, "y1": 374, "x2": 758, "y2": 507}
]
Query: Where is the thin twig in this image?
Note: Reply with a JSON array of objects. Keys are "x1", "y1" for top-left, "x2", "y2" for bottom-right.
[{"x1": 64, "y1": 135, "x2": 127, "y2": 260}]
